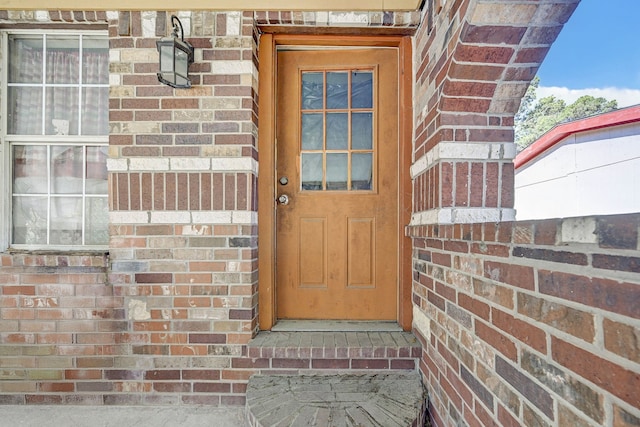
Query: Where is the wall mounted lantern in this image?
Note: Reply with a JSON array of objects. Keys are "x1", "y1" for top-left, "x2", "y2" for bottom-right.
[{"x1": 156, "y1": 15, "x2": 194, "y2": 89}]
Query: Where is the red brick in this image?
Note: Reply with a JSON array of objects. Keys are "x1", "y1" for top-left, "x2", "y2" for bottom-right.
[
  {"x1": 596, "y1": 215, "x2": 639, "y2": 249},
  {"x1": 454, "y1": 44, "x2": 514, "y2": 64},
  {"x1": 592, "y1": 254, "x2": 640, "y2": 273},
  {"x1": 492, "y1": 308, "x2": 546, "y2": 353},
  {"x1": 460, "y1": 23, "x2": 526, "y2": 45},
  {"x1": 539, "y1": 270, "x2": 640, "y2": 319},
  {"x1": 458, "y1": 293, "x2": 490, "y2": 319},
  {"x1": 552, "y1": 336, "x2": 640, "y2": 408},
  {"x1": 603, "y1": 318, "x2": 640, "y2": 364},
  {"x1": 272, "y1": 358, "x2": 309, "y2": 369},
  {"x1": 518, "y1": 292, "x2": 595, "y2": 342},
  {"x1": 484, "y1": 261, "x2": 534, "y2": 290},
  {"x1": 475, "y1": 320, "x2": 517, "y2": 361},
  {"x1": 534, "y1": 220, "x2": 558, "y2": 245}
]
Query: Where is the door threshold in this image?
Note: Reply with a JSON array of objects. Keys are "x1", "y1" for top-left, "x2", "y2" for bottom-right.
[{"x1": 271, "y1": 320, "x2": 402, "y2": 332}]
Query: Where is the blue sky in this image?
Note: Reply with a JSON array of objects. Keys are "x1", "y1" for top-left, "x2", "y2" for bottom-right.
[{"x1": 536, "y1": 0, "x2": 640, "y2": 107}]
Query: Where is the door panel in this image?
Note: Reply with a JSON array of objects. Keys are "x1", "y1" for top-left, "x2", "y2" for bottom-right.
[{"x1": 276, "y1": 48, "x2": 398, "y2": 320}]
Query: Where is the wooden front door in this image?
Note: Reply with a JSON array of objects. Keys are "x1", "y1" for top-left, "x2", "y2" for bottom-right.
[{"x1": 275, "y1": 48, "x2": 399, "y2": 320}]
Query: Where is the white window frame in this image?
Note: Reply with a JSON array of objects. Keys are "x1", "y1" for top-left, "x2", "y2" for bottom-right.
[{"x1": 0, "y1": 29, "x2": 109, "y2": 252}]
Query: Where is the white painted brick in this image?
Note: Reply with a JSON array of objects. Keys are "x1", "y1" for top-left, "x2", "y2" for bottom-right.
[
  {"x1": 211, "y1": 157, "x2": 257, "y2": 173},
  {"x1": 106, "y1": 158, "x2": 128, "y2": 172},
  {"x1": 141, "y1": 11, "x2": 156, "y2": 38},
  {"x1": 107, "y1": 11, "x2": 119, "y2": 20},
  {"x1": 232, "y1": 211, "x2": 257, "y2": 224},
  {"x1": 189, "y1": 308, "x2": 228, "y2": 320},
  {"x1": 410, "y1": 155, "x2": 429, "y2": 178},
  {"x1": 452, "y1": 208, "x2": 501, "y2": 223},
  {"x1": 412, "y1": 306, "x2": 431, "y2": 339},
  {"x1": 503, "y1": 143, "x2": 517, "y2": 160},
  {"x1": 227, "y1": 12, "x2": 241, "y2": 36},
  {"x1": 439, "y1": 142, "x2": 491, "y2": 160},
  {"x1": 329, "y1": 12, "x2": 369, "y2": 25},
  {"x1": 109, "y1": 74, "x2": 122, "y2": 86},
  {"x1": 151, "y1": 211, "x2": 191, "y2": 224},
  {"x1": 129, "y1": 158, "x2": 169, "y2": 171},
  {"x1": 211, "y1": 61, "x2": 253, "y2": 75},
  {"x1": 35, "y1": 11, "x2": 49, "y2": 21},
  {"x1": 315, "y1": 12, "x2": 329, "y2": 25},
  {"x1": 180, "y1": 225, "x2": 211, "y2": 236},
  {"x1": 170, "y1": 158, "x2": 211, "y2": 171},
  {"x1": 561, "y1": 217, "x2": 597, "y2": 244},
  {"x1": 500, "y1": 209, "x2": 516, "y2": 222},
  {"x1": 128, "y1": 299, "x2": 151, "y2": 320},
  {"x1": 110, "y1": 211, "x2": 149, "y2": 224},
  {"x1": 192, "y1": 211, "x2": 233, "y2": 224}
]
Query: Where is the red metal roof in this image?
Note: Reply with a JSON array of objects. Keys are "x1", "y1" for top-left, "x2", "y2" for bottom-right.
[{"x1": 514, "y1": 104, "x2": 640, "y2": 169}]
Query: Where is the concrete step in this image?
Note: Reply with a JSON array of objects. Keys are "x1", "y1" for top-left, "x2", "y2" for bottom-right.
[{"x1": 245, "y1": 372, "x2": 425, "y2": 427}]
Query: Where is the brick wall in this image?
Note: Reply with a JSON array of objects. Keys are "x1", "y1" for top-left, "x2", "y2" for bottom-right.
[
  {"x1": 408, "y1": 214, "x2": 640, "y2": 426},
  {"x1": 411, "y1": 0, "x2": 579, "y2": 225},
  {"x1": 0, "y1": 8, "x2": 420, "y2": 407}
]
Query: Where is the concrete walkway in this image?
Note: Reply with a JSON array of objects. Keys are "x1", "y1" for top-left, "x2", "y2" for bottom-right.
[{"x1": 0, "y1": 405, "x2": 245, "y2": 427}]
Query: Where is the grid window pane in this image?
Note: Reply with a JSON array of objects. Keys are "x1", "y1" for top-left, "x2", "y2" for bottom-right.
[
  {"x1": 83, "y1": 37, "x2": 109, "y2": 84},
  {"x1": 327, "y1": 72, "x2": 348, "y2": 109},
  {"x1": 46, "y1": 37, "x2": 80, "y2": 84},
  {"x1": 299, "y1": 67, "x2": 375, "y2": 192},
  {"x1": 12, "y1": 196, "x2": 47, "y2": 245},
  {"x1": 326, "y1": 113, "x2": 348, "y2": 150},
  {"x1": 301, "y1": 72, "x2": 323, "y2": 110},
  {"x1": 7, "y1": 32, "x2": 108, "y2": 247},
  {"x1": 8, "y1": 35, "x2": 43, "y2": 84},
  {"x1": 85, "y1": 197, "x2": 109, "y2": 245},
  {"x1": 8, "y1": 87, "x2": 43, "y2": 135}
]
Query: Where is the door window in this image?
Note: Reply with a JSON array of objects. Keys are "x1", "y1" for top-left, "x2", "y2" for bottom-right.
[{"x1": 300, "y1": 70, "x2": 374, "y2": 191}]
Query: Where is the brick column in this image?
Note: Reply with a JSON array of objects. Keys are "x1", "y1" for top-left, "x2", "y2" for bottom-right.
[
  {"x1": 411, "y1": 0, "x2": 579, "y2": 225},
  {"x1": 107, "y1": 11, "x2": 258, "y2": 405}
]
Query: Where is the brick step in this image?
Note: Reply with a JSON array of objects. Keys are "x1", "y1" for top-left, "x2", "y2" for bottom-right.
[
  {"x1": 245, "y1": 373, "x2": 426, "y2": 427},
  {"x1": 246, "y1": 331, "x2": 422, "y2": 373}
]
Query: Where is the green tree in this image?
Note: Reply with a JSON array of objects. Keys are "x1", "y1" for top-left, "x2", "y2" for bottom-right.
[{"x1": 514, "y1": 78, "x2": 618, "y2": 151}]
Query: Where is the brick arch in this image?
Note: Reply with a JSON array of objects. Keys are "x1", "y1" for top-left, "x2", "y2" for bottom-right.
[{"x1": 412, "y1": 0, "x2": 580, "y2": 225}]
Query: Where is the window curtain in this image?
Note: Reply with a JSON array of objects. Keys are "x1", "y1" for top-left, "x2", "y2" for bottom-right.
[{"x1": 9, "y1": 43, "x2": 108, "y2": 136}]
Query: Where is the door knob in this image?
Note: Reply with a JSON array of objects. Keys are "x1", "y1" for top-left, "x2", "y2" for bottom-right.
[{"x1": 276, "y1": 194, "x2": 290, "y2": 205}]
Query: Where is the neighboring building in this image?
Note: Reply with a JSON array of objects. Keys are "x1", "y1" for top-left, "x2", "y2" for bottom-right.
[
  {"x1": 1, "y1": 2, "x2": 639, "y2": 427},
  {"x1": 515, "y1": 105, "x2": 640, "y2": 220}
]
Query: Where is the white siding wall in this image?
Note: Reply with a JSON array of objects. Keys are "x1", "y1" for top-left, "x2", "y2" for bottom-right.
[{"x1": 515, "y1": 122, "x2": 640, "y2": 220}]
